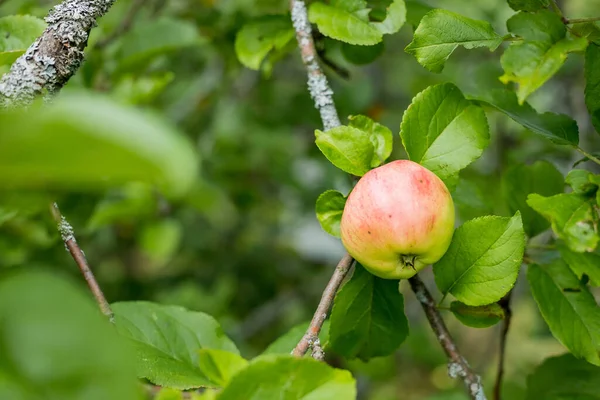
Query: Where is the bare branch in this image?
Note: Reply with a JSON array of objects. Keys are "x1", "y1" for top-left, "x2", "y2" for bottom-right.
[
  {"x1": 0, "y1": 0, "x2": 116, "y2": 107},
  {"x1": 408, "y1": 276, "x2": 486, "y2": 400},
  {"x1": 493, "y1": 291, "x2": 513, "y2": 400},
  {"x1": 289, "y1": 0, "x2": 341, "y2": 131},
  {"x1": 292, "y1": 253, "x2": 354, "y2": 358},
  {"x1": 50, "y1": 203, "x2": 114, "y2": 322}
]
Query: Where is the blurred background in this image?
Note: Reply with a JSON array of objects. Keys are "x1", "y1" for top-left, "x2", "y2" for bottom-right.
[{"x1": 1, "y1": 0, "x2": 600, "y2": 398}]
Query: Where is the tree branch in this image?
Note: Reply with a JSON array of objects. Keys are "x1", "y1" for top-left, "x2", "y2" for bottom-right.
[
  {"x1": 493, "y1": 291, "x2": 513, "y2": 400},
  {"x1": 50, "y1": 203, "x2": 114, "y2": 322},
  {"x1": 0, "y1": 0, "x2": 116, "y2": 107},
  {"x1": 408, "y1": 276, "x2": 486, "y2": 400},
  {"x1": 292, "y1": 253, "x2": 354, "y2": 359}
]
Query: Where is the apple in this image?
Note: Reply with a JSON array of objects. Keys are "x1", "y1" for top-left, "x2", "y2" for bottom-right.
[{"x1": 340, "y1": 160, "x2": 455, "y2": 279}]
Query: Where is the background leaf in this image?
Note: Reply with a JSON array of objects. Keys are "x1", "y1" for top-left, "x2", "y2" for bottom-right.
[
  {"x1": 528, "y1": 262, "x2": 600, "y2": 366},
  {"x1": 217, "y1": 355, "x2": 356, "y2": 399},
  {"x1": 405, "y1": 9, "x2": 503, "y2": 73},
  {"x1": 500, "y1": 11, "x2": 588, "y2": 103},
  {"x1": 0, "y1": 15, "x2": 46, "y2": 66},
  {"x1": 0, "y1": 270, "x2": 139, "y2": 400},
  {"x1": 527, "y1": 193, "x2": 599, "y2": 252},
  {"x1": 501, "y1": 161, "x2": 564, "y2": 238},
  {"x1": 262, "y1": 320, "x2": 330, "y2": 356},
  {"x1": 434, "y1": 213, "x2": 525, "y2": 306},
  {"x1": 449, "y1": 301, "x2": 505, "y2": 328},
  {"x1": 0, "y1": 92, "x2": 199, "y2": 197},
  {"x1": 234, "y1": 16, "x2": 295, "y2": 71},
  {"x1": 559, "y1": 244, "x2": 600, "y2": 286},
  {"x1": 585, "y1": 43, "x2": 600, "y2": 133},
  {"x1": 507, "y1": 0, "x2": 549, "y2": 12},
  {"x1": 328, "y1": 265, "x2": 409, "y2": 361},
  {"x1": 400, "y1": 83, "x2": 490, "y2": 189},
  {"x1": 316, "y1": 190, "x2": 347, "y2": 237},
  {"x1": 112, "y1": 301, "x2": 239, "y2": 389}
]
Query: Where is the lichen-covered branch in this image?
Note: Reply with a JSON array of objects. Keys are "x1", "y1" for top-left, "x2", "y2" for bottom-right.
[
  {"x1": 289, "y1": 0, "x2": 341, "y2": 131},
  {"x1": 0, "y1": 0, "x2": 116, "y2": 107},
  {"x1": 409, "y1": 276, "x2": 486, "y2": 400},
  {"x1": 50, "y1": 203, "x2": 114, "y2": 322},
  {"x1": 292, "y1": 253, "x2": 354, "y2": 359}
]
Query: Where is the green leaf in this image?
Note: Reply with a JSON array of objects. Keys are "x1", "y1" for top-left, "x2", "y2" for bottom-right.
[
  {"x1": 566, "y1": 169, "x2": 599, "y2": 195},
  {"x1": 155, "y1": 388, "x2": 185, "y2": 400},
  {"x1": 527, "y1": 193, "x2": 600, "y2": 252},
  {"x1": 585, "y1": 43, "x2": 600, "y2": 133},
  {"x1": 453, "y1": 178, "x2": 494, "y2": 221},
  {"x1": 316, "y1": 190, "x2": 347, "y2": 237},
  {"x1": 371, "y1": 0, "x2": 406, "y2": 35},
  {"x1": 450, "y1": 301, "x2": 505, "y2": 328},
  {"x1": 308, "y1": 2, "x2": 383, "y2": 45},
  {"x1": 111, "y1": 72, "x2": 175, "y2": 105},
  {"x1": 234, "y1": 16, "x2": 295, "y2": 71},
  {"x1": 341, "y1": 41, "x2": 385, "y2": 64},
  {"x1": 507, "y1": 0, "x2": 549, "y2": 12},
  {"x1": 348, "y1": 114, "x2": 393, "y2": 167},
  {"x1": 138, "y1": 218, "x2": 182, "y2": 264},
  {"x1": 315, "y1": 126, "x2": 374, "y2": 176},
  {"x1": 197, "y1": 349, "x2": 248, "y2": 387},
  {"x1": 116, "y1": 18, "x2": 203, "y2": 73},
  {"x1": 0, "y1": 91, "x2": 198, "y2": 198},
  {"x1": 559, "y1": 244, "x2": 600, "y2": 286},
  {"x1": 0, "y1": 15, "x2": 46, "y2": 66},
  {"x1": 528, "y1": 261, "x2": 600, "y2": 366},
  {"x1": 434, "y1": 213, "x2": 526, "y2": 306},
  {"x1": 400, "y1": 83, "x2": 490, "y2": 189},
  {"x1": 501, "y1": 161, "x2": 564, "y2": 238},
  {"x1": 112, "y1": 301, "x2": 239, "y2": 389},
  {"x1": 468, "y1": 88, "x2": 579, "y2": 145},
  {"x1": 262, "y1": 320, "x2": 330, "y2": 356},
  {"x1": 500, "y1": 11, "x2": 589, "y2": 104},
  {"x1": 526, "y1": 353, "x2": 600, "y2": 400},
  {"x1": 217, "y1": 355, "x2": 356, "y2": 399},
  {"x1": 0, "y1": 270, "x2": 138, "y2": 400},
  {"x1": 572, "y1": 22, "x2": 600, "y2": 45},
  {"x1": 329, "y1": 264, "x2": 409, "y2": 361},
  {"x1": 405, "y1": 9, "x2": 503, "y2": 73},
  {"x1": 405, "y1": 0, "x2": 433, "y2": 28}
]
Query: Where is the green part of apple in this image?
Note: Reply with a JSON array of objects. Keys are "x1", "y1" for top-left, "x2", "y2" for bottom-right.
[{"x1": 340, "y1": 160, "x2": 455, "y2": 279}]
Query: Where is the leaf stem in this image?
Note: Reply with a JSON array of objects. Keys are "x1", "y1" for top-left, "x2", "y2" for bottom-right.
[
  {"x1": 565, "y1": 16, "x2": 600, "y2": 24},
  {"x1": 408, "y1": 276, "x2": 486, "y2": 400},
  {"x1": 291, "y1": 253, "x2": 354, "y2": 358},
  {"x1": 50, "y1": 203, "x2": 114, "y2": 322},
  {"x1": 575, "y1": 146, "x2": 600, "y2": 166}
]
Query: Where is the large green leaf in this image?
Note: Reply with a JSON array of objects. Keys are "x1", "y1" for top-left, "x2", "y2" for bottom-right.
[
  {"x1": 0, "y1": 15, "x2": 46, "y2": 66},
  {"x1": 112, "y1": 301, "x2": 239, "y2": 389},
  {"x1": 528, "y1": 262, "x2": 600, "y2": 366},
  {"x1": 315, "y1": 126, "x2": 374, "y2": 176},
  {"x1": 527, "y1": 193, "x2": 599, "y2": 253},
  {"x1": 308, "y1": 0, "x2": 405, "y2": 45},
  {"x1": 585, "y1": 43, "x2": 600, "y2": 133},
  {"x1": 234, "y1": 16, "x2": 295, "y2": 71},
  {"x1": 196, "y1": 349, "x2": 248, "y2": 387},
  {"x1": 348, "y1": 114, "x2": 393, "y2": 167},
  {"x1": 405, "y1": 9, "x2": 503, "y2": 73},
  {"x1": 217, "y1": 355, "x2": 356, "y2": 399},
  {"x1": 316, "y1": 190, "x2": 347, "y2": 237},
  {"x1": 526, "y1": 353, "x2": 600, "y2": 400},
  {"x1": 400, "y1": 83, "x2": 490, "y2": 189},
  {"x1": 559, "y1": 244, "x2": 600, "y2": 286},
  {"x1": 468, "y1": 88, "x2": 579, "y2": 145},
  {"x1": 501, "y1": 161, "x2": 564, "y2": 238},
  {"x1": 116, "y1": 18, "x2": 203, "y2": 73},
  {"x1": 507, "y1": 0, "x2": 549, "y2": 12},
  {"x1": 328, "y1": 265, "x2": 409, "y2": 361},
  {"x1": 0, "y1": 92, "x2": 198, "y2": 197},
  {"x1": 0, "y1": 270, "x2": 138, "y2": 400},
  {"x1": 434, "y1": 213, "x2": 526, "y2": 306},
  {"x1": 500, "y1": 11, "x2": 588, "y2": 104}
]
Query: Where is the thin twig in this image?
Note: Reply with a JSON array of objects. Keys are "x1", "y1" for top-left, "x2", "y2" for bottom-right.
[
  {"x1": 94, "y1": 0, "x2": 146, "y2": 49},
  {"x1": 50, "y1": 203, "x2": 114, "y2": 322},
  {"x1": 565, "y1": 16, "x2": 600, "y2": 24},
  {"x1": 575, "y1": 146, "x2": 600, "y2": 166},
  {"x1": 408, "y1": 276, "x2": 486, "y2": 400},
  {"x1": 0, "y1": 0, "x2": 117, "y2": 107},
  {"x1": 493, "y1": 291, "x2": 513, "y2": 400},
  {"x1": 292, "y1": 253, "x2": 354, "y2": 358}
]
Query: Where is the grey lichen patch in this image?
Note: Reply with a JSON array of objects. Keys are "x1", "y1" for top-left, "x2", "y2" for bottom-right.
[
  {"x1": 448, "y1": 362, "x2": 466, "y2": 379},
  {"x1": 58, "y1": 215, "x2": 76, "y2": 244},
  {"x1": 0, "y1": 0, "x2": 116, "y2": 107}
]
